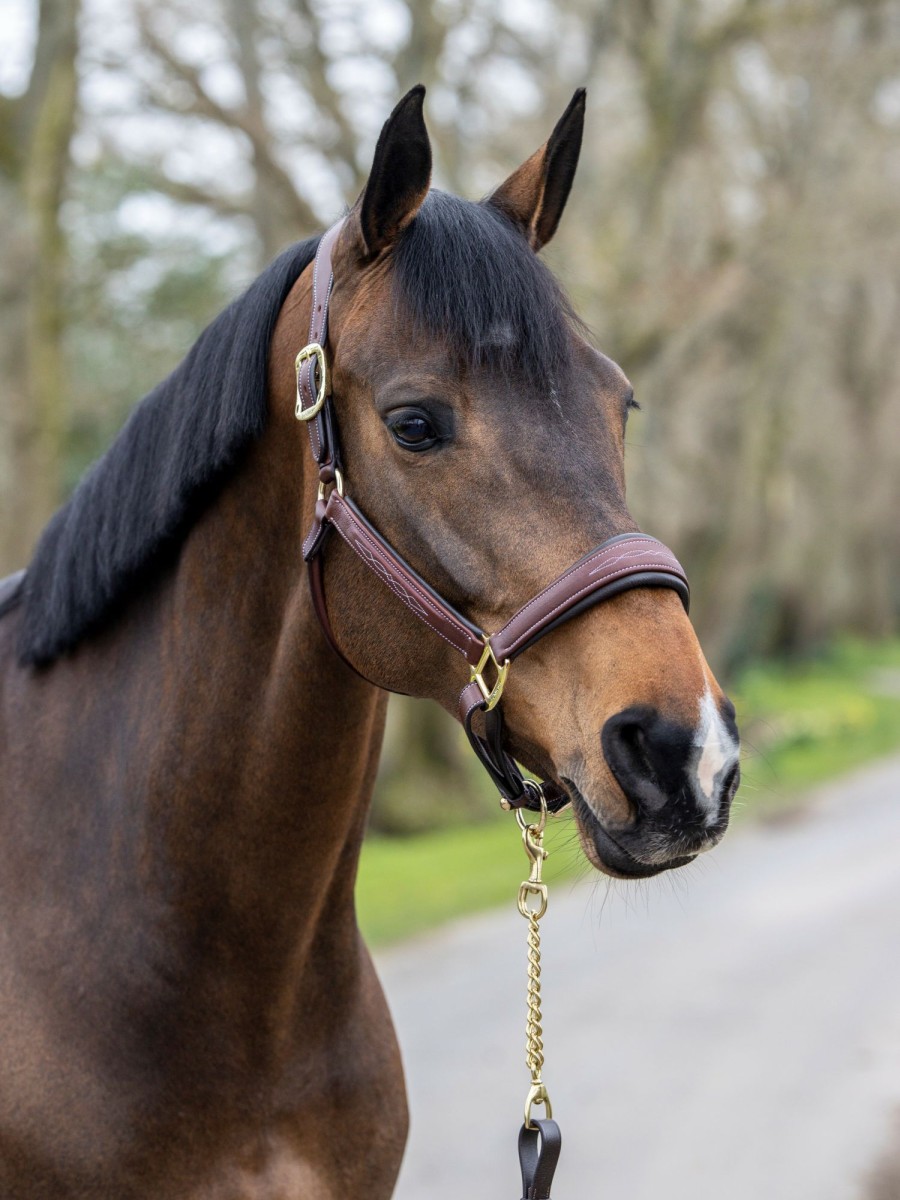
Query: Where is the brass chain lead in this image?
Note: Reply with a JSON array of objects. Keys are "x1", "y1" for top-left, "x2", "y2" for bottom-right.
[{"x1": 516, "y1": 792, "x2": 552, "y2": 1128}]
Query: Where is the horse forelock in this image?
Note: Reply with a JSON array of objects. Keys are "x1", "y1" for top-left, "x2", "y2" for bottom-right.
[{"x1": 391, "y1": 190, "x2": 583, "y2": 382}]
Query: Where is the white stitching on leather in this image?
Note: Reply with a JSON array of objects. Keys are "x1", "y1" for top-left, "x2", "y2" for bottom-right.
[
  {"x1": 500, "y1": 554, "x2": 683, "y2": 656},
  {"x1": 328, "y1": 501, "x2": 479, "y2": 660},
  {"x1": 586, "y1": 544, "x2": 671, "y2": 578},
  {"x1": 494, "y1": 537, "x2": 670, "y2": 639}
]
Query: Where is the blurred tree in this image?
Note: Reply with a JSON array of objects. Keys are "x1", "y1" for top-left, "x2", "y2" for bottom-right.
[
  {"x1": 84, "y1": 0, "x2": 572, "y2": 266},
  {"x1": 0, "y1": 0, "x2": 80, "y2": 571},
  {"x1": 549, "y1": 0, "x2": 900, "y2": 669},
  {"x1": 373, "y1": 697, "x2": 494, "y2": 834}
]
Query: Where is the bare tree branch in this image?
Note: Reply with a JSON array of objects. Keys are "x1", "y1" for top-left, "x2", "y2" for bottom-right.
[{"x1": 136, "y1": 7, "x2": 320, "y2": 234}]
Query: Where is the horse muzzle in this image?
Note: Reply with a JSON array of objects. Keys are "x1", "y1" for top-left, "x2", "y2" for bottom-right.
[{"x1": 562, "y1": 698, "x2": 741, "y2": 878}]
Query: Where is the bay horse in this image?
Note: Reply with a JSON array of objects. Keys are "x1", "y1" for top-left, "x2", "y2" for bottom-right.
[{"x1": 0, "y1": 87, "x2": 739, "y2": 1198}]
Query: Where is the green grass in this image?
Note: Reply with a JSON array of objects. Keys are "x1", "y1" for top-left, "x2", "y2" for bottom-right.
[
  {"x1": 356, "y1": 811, "x2": 585, "y2": 946},
  {"x1": 735, "y1": 637, "x2": 900, "y2": 817},
  {"x1": 357, "y1": 637, "x2": 900, "y2": 946}
]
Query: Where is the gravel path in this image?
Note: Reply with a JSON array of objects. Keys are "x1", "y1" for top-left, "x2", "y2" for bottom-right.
[{"x1": 375, "y1": 756, "x2": 900, "y2": 1200}]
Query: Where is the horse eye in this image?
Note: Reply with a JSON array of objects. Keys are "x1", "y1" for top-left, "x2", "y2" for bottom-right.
[{"x1": 386, "y1": 409, "x2": 439, "y2": 452}]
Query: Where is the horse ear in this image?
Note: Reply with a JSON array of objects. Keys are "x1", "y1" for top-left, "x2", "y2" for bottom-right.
[
  {"x1": 351, "y1": 85, "x2": 432, "y2": 258},
  {"x1": 486, "y1": 89, "x2": 586, "y2": 251}
]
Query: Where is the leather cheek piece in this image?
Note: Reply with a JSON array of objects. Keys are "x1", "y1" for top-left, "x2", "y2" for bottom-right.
[{"x1": 322, "y1": 493, "x2": 485, "y2": 664}]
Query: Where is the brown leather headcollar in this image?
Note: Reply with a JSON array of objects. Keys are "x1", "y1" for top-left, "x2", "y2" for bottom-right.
[{"x1": 296, "y1": 220, "x2": 689, "y2": 813}]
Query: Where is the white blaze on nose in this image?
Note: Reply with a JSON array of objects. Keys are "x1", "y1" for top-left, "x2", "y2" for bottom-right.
[{"x1": 691, "y1": 688, "x2": 739, "y2": 822}]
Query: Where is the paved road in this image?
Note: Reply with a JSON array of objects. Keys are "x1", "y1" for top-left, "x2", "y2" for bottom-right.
[{"x1": 376, "y1": 756, "x2": 900, "y2": 1200}]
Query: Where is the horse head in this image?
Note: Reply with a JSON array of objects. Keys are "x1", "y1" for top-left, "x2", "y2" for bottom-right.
[{"x1": 275, "y1": 86, "x2": 740, "y2": 879}]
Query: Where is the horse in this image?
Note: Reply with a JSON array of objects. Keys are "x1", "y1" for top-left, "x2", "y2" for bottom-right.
[{"x1": 0, "y1": 86, "x2": 740, "y2": 1198}]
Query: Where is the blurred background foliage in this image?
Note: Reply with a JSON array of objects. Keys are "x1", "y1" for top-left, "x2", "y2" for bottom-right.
[{"x1": 1, "y1": 0, "x2": 898, "y2": 836}]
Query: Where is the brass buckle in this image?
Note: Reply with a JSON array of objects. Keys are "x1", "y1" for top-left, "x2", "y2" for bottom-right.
[
  {"x1": 295, "y1": 342, "x2": 328, "y2": 421},
  {"x1": 470, "y1": 637, "x2": 510, "y2": 711}
]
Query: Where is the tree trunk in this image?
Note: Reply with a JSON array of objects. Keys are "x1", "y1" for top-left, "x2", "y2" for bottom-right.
[{"x1": 0, "y1": 0, "x2": 80, "y2": 573}]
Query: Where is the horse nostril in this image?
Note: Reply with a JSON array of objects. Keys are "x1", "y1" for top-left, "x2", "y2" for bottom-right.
[
  {"x1": 614, "y1": 722, "x2": 660, "y2": 794},
  {"x1": 602, "y1": 706, "x2": 676, "y2": 816}
]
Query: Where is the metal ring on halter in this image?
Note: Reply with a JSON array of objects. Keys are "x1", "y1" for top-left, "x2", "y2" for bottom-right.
[
  {"x1": 516, "y1": 781, "x2": 548, "y2": 834},
  {"x1": 317, "y1": 468, "x2": 344, "y2": 503},
  {"x1": 469, "y1": 636, "x2": 509, "y2": 710}
]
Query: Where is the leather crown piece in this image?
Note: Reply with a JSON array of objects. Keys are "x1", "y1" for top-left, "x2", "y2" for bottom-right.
[{"x1": 298, "y1": 219, "x2": 690, "y2": 813}]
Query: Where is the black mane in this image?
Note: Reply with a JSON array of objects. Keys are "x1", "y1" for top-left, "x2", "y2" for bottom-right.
[
  {"x1": 19, "y1": 237, "x2": 320, "y2": 666},
  {"x1": 18, "y1": 191, "x2": 579, "y2": 667}
]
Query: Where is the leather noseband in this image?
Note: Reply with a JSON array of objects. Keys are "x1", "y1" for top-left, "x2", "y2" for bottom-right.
[{"x1": 297, "y1": 220, "x2": 689, "y2": 813}]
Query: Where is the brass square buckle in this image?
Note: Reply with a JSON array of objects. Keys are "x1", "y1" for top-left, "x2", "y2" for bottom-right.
[
  {"x1": 471, "y1": 637, "x2": 510, "y2": 711},
  {"x1": 295, "y1": 342, "x2": 329, "y2": 421}
]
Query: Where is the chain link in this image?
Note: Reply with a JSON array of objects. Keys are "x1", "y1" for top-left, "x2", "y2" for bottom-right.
[{"x1": 516, "y1": 795, "x2": 552, "y2": 1128}]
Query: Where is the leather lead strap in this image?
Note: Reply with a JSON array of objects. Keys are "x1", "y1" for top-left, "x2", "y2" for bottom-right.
[
  {"x1": 298, "y1": 217, "x2": 691, "y2": 813},
  {"x1": 518, "y1": 1119, "x2": 562, "y2": 1199}
]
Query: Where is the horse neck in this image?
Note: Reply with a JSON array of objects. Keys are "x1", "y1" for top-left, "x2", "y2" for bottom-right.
[{"x1": 118, "y1": 413, "x2": 386, "y2": 999}]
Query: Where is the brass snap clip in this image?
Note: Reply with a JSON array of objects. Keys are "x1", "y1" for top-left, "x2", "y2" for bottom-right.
[
  {"x1": 524, "y1": 1081, "x2": 553, "y2": 1128},
  {"x1": 517, "y1": 795, "x2": 549, "y2": 919}
]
